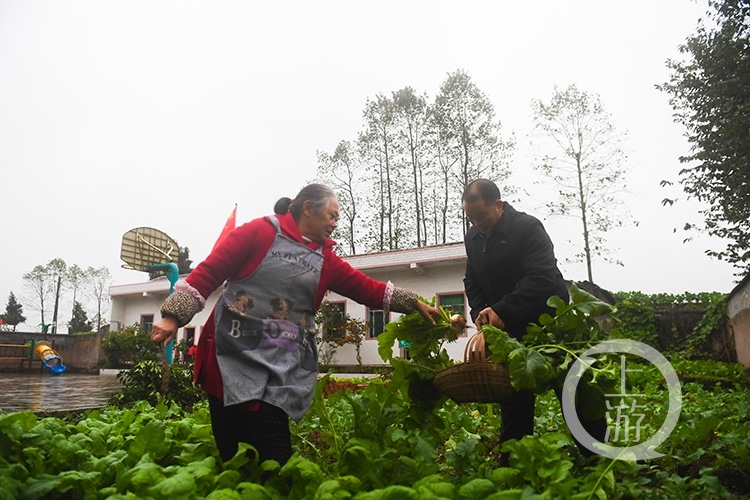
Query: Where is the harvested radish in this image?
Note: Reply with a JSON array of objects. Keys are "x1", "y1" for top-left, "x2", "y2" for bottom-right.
[{"x1": 450, "y1": 314, "x2": 466, "y2": 334}]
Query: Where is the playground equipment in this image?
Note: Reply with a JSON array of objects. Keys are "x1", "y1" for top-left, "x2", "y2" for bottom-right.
[
  {"x1": 120, "y1": 227, "x2": 180, "y2": 366},
  {"x1": 34, "y1": 341, "x2": 67, "y2": 375}
]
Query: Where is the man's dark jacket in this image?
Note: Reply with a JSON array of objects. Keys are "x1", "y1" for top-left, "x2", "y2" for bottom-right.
[{"x1": 463, "y1": 202, "x2": 569, "y2": 338}]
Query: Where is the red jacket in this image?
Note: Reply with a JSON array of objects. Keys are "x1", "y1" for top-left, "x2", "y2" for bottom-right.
[{"x1": 190, "y1": 212, "x2": 387, "y2": 401}]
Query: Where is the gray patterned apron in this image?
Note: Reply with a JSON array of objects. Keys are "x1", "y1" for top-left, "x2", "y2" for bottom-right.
[{"x1": 214, "y1": 215, "x2": 322, "y2": 422}]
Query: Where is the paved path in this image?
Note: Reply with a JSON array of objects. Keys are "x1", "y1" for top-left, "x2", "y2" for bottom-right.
[{"x1": 0, "y1": 372, "x2": 122, "y2": 413}]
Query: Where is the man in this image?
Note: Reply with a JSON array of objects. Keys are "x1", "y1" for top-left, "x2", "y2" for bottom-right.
[{"x1": 461, "y1": 179, "x2": 605, "y2": 463}]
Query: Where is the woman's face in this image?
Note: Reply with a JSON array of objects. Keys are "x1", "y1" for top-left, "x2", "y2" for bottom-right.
[{"x1": 299, "y1": 196, "x2": 339, "y2": 243}]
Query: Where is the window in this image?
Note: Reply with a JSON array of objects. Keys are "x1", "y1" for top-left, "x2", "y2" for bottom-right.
[
  {"x1": 140, "y1": 314, "x2": 154, "y2": 333},
  {"x1": 319, "y1": 301, "x2": 346, "y2": 342},
  {"x1": 184, "y1": 327, "x2": 196, "y2": 346},
  {"x1": 367, "y1": 309, "x2": 389, "y2": 339},
  {"x1": 437, "y1": 293, "x2": 467, "y2": 335}
]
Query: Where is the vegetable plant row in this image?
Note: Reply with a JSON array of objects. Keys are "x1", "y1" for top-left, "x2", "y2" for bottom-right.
[
  {"x1": 0, "y1": 362, "x2": 750, "y2": 500},
  {"x1": 1, "y1": 285, "x2": 748, "y2": 498},
  {"x1": 1, "y1": 358, "x2": 748, "y2": 499}
]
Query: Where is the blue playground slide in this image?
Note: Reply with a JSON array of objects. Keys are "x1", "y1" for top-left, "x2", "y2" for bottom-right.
[{"x1": 35, "y1": 341, "x2": 67, "y2": 375}]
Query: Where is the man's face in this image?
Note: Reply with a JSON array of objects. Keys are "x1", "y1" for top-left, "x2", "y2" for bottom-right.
[{"x1": 463, "y1": 197, "x2": 503, "y2": 235}]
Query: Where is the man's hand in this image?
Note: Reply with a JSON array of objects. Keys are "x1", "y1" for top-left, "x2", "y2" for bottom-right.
[
  {"x1": 474, "y1": 307, "x2": 505, "y2": 332},
  {"x1": 150, "y1": 316, "x2": 179, "y2": 345}
]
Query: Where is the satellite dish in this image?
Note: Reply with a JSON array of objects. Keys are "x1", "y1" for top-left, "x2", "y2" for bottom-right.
[{"x1": 120, "y1": 227, "x2": 179, "y2": 272}]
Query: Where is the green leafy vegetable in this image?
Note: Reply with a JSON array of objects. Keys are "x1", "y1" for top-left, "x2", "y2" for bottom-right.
[
  {"x1": 377, "y1": 301, "x2": 463, "y2": 371},
  {"x1": 483, "y1": 283, "x2": 619, "y2": 413},
  {"x1": 376, "y1": 300, "x2": 465, "y2": 423},
  {"x1": 507, "y1": 349, "x2": 555, "y2": 392},
  {"x1": 0, "y1": 356, "x2": 746, "y2": 498}
]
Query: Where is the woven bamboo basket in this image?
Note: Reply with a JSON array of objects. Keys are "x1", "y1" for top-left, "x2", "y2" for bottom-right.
[{"x1": 433, "y1": 332, "x2": 518, "y2": 403}]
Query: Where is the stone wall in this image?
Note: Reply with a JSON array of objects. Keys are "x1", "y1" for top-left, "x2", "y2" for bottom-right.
[
  {"x1": 655, "y1": 307, "x2": 735, "y2": 362},
  {"x1": 654, "y1": 308, "x2": 706, "y2": 349}
]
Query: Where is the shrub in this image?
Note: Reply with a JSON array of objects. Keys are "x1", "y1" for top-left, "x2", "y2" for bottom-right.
[
  {"x1": 103, "y1": 323, "x2": 205, "y2": 410},
  {"x1": 109, "y1": 359, "x2": 205, "y2": 410},
  {"x1": 611, "y1": 291, "x2": 729, "y2": 358},
  {"x1": 100, "y1": 323, "x2": 159, "y2": 368},
  {"x1": 315, "y1": 301, "x2": 366, "y2": 369},
  {"x1": 609, "y1": 299, "x2": 661, "y2": 348}
]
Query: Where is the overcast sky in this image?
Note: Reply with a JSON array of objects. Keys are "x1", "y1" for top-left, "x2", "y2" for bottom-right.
[{"x1": 0, "y1": 0, "x2": 739, "y2": 330}]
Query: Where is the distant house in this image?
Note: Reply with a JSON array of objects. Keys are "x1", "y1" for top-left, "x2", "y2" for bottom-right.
[{"x1": 108, "y1": 243, "x2": 477, "y2": 365}]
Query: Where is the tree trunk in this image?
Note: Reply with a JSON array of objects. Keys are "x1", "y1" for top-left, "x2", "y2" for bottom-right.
[{"x1": 52, "y1": 276, "x2": 61, "y2": 334}]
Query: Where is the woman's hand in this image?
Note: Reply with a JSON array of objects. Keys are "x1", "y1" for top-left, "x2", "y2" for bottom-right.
[
  {"x1": 414, "y1": 299, "x2": 440, "y2": 325},
  {"x1": 150, "y1": 316, "x2": 179, "y2": 346}
]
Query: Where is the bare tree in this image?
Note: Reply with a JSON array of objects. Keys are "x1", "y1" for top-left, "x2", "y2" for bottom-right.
[
  {"x1": 428, "y1": 69, "x2": 515, "y2": 238},
  {"x1": 46, "y1": 259, "x2": 68, "y2": 333},
  {"x1": 359, "y1": 94, "x2": 403, "y2": 251},
  {"x1": 317, "y1": 141, "x2": 363, "y2": 255},
  {"x1": 22, "y1": 259, "x2": 70, "y2": 333},
  {"x1": 68, "y1": 264, "x2": 88, "y2": 322},
  {"x1": 531, "y1": 84, "x2": 630, "y2": 283},
  {"x1": 393, "y1": 87, "x2": 430, "y2": 247},
  {"x1": 88, "y1": 266, "x2": 112, "y2": 332},
  {"x1": 23, "y1": 264, "x2": 52, "y2": 331},
  {"x1": 314, "y1": 69, "x2": 515, "y2": 251}
]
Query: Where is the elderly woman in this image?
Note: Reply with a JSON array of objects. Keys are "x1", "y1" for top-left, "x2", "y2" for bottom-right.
[{"x1": 150, "y1": 183, "x2": 437, "y2": 467}]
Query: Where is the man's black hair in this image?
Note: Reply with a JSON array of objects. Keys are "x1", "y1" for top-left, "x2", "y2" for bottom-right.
[{"x1": 462, "y1": 179, "x2": 500, "y2": 205}]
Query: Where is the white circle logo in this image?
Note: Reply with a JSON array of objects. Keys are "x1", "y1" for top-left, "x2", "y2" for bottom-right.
[{"x1": 562, "y1": 339, "x2": 682, "y2": 460}]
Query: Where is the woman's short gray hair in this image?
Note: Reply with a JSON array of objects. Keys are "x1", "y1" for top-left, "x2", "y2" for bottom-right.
[{"x1": 274, "y1": 183, "x2": 336, "y2": 219}]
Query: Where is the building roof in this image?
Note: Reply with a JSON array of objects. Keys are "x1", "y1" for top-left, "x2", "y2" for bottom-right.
[
  {"x1": 109, "y1": 275, "x2": 173, "y2": 297},
  {"x1": 727, "y1": 270, "x2": 750, "y2": 301},
  {"x1": 343, "y1": 242, "x2": 466, "y2": 273},
  {"x1": 109, "y1": 243, "x2": 467, "y2": 295}
]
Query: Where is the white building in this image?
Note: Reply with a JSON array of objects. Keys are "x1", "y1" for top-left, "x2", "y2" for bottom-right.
[{"x1": 108, "y1": 242, "x2": 477, "y2": 365}]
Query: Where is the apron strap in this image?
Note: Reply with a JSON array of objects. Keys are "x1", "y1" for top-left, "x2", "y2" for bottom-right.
[{"x1": 268, "y1": 215, "x2": 282, "y2": 234}]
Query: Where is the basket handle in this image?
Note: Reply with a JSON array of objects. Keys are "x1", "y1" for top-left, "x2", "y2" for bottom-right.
[{"x1": 464, "y1": 332, "x2": 487, "y2": 363}]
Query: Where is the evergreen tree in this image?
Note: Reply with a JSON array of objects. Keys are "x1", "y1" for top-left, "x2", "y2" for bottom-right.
[
  {"x1": 67, "y1": 264, "x2": 88, "y2": 324},
  {"x1": 148, "y1": 245, "x2": 192, "y2": 279},
  {"x1": 68, "y1": 301, "x2": 92, "y2": 333},
  {"x1": 178, "y1": 247, "x2": 193, "y2": 274},
  {"x1": 3, "y1": 292, "x2": 26, "y2": 331}
]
